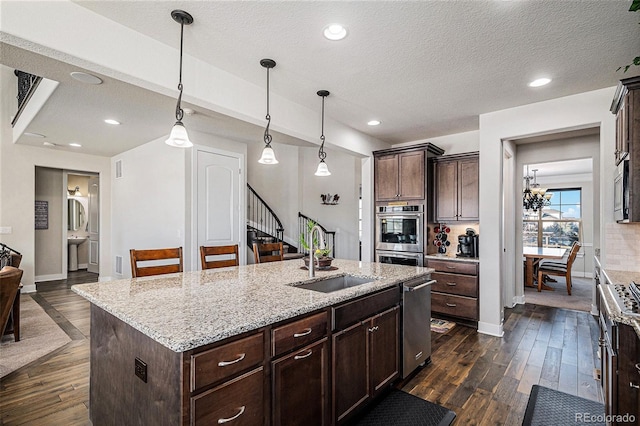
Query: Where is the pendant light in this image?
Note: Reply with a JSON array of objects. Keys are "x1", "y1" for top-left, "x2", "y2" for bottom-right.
[
  {"x1": 258, "y1": 59, "x2": 278, "y2": 164},
  {"x1": 315, "y1": 90, "x2": 331, "y2": 176},
  {"x1": 165, "y1": 10, "x2": 194, "y2": 148}
]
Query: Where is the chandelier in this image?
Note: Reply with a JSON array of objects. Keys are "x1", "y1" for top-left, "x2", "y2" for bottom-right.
[{"x1": 523, "y1": 168, "x2": 552, "y2": 212}]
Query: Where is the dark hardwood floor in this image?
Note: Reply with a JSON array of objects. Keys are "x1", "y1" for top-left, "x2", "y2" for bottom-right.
[{"x1": 1, "y1": 273, "x2": 602, "y2": 425}]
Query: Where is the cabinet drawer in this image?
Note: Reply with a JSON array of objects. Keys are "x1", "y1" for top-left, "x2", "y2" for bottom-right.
[
  {"x1": 191, "y1": 332, "x2": 265, "y2": 392},
  {"x1": 432, "y1": 292, "x2": 478, "y2": 320},
  {"x1": 332, "y1": 287, "x2": 399, "y2": 331},
  {"x1": 431, "y1": 272, "x2": 478, "y2": 297},
  {"x1": 191, "y1": 367, "x2": 264, "y2": 426},
  {"x1": 272, "y1": 311, "x2": 327, "y2": 357},
  {"x1": 427, "y1": 259, "x2": 477, "y2": 275}
]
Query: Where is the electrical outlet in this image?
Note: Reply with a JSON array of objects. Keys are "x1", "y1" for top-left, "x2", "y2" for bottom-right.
[{"x1": 135, "y1": 357, "x2": 147, "y2": 383}]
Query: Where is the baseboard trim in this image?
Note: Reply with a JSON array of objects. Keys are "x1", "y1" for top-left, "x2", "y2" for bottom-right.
[
  {"x1": 78, "y1": 263, "x2": 88, "y2": 269},
  {"x1": 21, "y1": 283, "x2": 37, "y2": 293},
  {"x1": 478, "y1": 321, "x2": 504, "y2": 337},
  {"x1": 512, "y1": 295, "x2": 526, "y2": 306},
  {"x1": 99, "y1": 275, "x2": 113, "y2": 282},
  {"x1": 35, "y1": 273, "x2": 65, "y2": 282},
  {"x1": 590, "y1": 304, "x2": 598, "y2": 316}
]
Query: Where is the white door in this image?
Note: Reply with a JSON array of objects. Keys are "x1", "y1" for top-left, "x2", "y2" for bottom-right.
[
  {"x1": 87, "y1": 176, "x2": 100, "y2": 274},
  {"x1": 197, "y1": 150, "x2": 241, "y2": 269}
]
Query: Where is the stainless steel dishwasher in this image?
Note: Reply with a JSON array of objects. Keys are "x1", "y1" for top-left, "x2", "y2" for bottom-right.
[{"x1": 401, "y1": 275, "x2": 435, "y2": 378}]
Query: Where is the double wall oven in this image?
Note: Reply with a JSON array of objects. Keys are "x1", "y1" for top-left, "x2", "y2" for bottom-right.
[{"x1": 375, "y1": 205, "x2": 424, "y2": 266}]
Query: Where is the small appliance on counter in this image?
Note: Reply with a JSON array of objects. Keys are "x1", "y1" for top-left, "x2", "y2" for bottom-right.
[{"x1": 457, "y1": 228, "x2": 479, "y2": 258}]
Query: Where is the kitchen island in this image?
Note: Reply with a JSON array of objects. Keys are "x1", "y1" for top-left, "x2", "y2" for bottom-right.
[{"x1": 73, "y1": 259, "x2": 433, "y2": 426}]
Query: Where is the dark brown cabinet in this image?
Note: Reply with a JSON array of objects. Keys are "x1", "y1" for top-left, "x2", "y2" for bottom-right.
[
  {"x1": 427, "y1": 259, "x2": 479, "y2": 323},
  {"x1": 433, "y1": 153, "x2": 479, "y2": 222},
  {"x1": 373, "y1": 143, "x2": 444, "y2": 204},
  {"x1": 271, "y1": 312, "x2": 329, "y2": 426},
  {"x1": 611, "y1": 76, "x2": 640, "y2": 222},
  {"x1": 272, "y1": 338, "x2": 329, "y2": 426},
  {"x1": 333, "y1": 306, "x2": 399, "y2": 423},
  {"x1": 599, "y1": 288, "x2": 640, "y2": 425},
  {"x1": 375, "y1": 151, "x2": 425, "y2": 202}
]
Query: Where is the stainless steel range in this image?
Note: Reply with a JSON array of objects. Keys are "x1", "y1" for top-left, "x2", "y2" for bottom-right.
[{"x1": 605, "y1": 281, "x2": 640, "y2": 317}]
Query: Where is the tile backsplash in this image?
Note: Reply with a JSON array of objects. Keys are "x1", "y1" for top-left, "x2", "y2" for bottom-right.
[{"x1": 604, "y1": 222, "x2": 640, "y2": 272}]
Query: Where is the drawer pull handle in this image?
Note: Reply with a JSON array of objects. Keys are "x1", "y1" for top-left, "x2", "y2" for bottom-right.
[
  {"x1": 217, "y1": 353, "x2": 246, "y2": 367},
  {"x1": 630, "y1": 382, "x2": 640, "y2": 390},
  {"x1": 368, "y1": 326, "x2": 380, "y2": 332},
  {"x1": 294, "y1": 349, "x2": 313, "y2": 360},
  {"x1": 635, "y1": 363, "x2": 640, "y2": 374},
  {"x1": 218, "y1": 406, "x2": 245, "y2": 424},
  {"x1": 446, "y1": 266, "x2": 456, "y2": 269},
  {"x1": 446, "y1": 303, "x2": 457, "y2": 307},
  {"x1": 293, "y1": 328, "x2": 312, "y2": 338},
  {"x1": 446, "y1": 282, "x2": 457, "y2": 286}
]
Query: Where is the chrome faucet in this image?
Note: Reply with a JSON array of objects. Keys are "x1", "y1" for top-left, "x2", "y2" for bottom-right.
[{"x1": 308, "y1": 224, "x2": 326, "y2": 278}]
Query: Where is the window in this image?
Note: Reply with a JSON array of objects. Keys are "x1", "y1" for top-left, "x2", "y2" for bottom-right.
[{"x1": 523, "y1": 188, "x2": 581, "y2": 249}]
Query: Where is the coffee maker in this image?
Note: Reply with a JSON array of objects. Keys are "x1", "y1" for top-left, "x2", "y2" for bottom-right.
[{"x1": 457, "y1": 228, "x2": 479, "y2": 258}]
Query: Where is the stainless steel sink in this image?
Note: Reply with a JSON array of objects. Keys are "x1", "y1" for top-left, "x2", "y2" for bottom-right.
[{"x1": 294, "y1": 274, "x2": 377, "y2": 293}]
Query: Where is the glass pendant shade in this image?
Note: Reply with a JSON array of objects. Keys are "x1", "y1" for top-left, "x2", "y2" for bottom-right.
[
  {"x1": 315, "y1": 161, "x2": 331, "y2": 176},
  {"x1": 165, "y1": 121, "x2": 193, "y2": 147},
  {"x1": 258, "y1": 146, "x2": 279, "y2": 164}
]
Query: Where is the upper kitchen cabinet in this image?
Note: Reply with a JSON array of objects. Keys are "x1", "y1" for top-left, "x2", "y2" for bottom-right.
[
  {"x1": 611, "y1": 76, "x2": 639, "y2": 165},
  {"x1": 373, "y1": 143, "x2": 444, "y2": 204},
  {"x1": 433, "y1": 152, "x2": 479, "y2": 222}
]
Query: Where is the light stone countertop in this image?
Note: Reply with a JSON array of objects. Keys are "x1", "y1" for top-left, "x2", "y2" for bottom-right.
[
  {"x1": 598, "y1": 266, "x2": 640, "y2": 338},
  {"x1": 424, "y1": 254, "x2": 479, "y2": 263},
  {"x1": 72, "y1": 259, "x2": 433, "y2": 353}
]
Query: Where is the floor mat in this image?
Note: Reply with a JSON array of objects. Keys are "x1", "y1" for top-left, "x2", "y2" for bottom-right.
[
  {"x1": 350, "y1": 389, "x2": 456, "y2": 426},
  {"x1": 522, "y1": 385, "x2": 605, "y2": 426},
  {"x1": 430, "y1": 318, "x2": 455, "y2": 333}
]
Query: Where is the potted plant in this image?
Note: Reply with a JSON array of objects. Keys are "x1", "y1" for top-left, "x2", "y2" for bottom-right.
[{"x1": 300, "y1": 219, "x2": 333, "y2": 268}]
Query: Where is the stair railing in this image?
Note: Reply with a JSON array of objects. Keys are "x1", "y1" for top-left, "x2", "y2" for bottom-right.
[
  {"x1": 298, "y1": 213, "x2": 336, "y2": 258},
  {"x1": 247, "y1": 184, "x2": 285, "y2": 244}
]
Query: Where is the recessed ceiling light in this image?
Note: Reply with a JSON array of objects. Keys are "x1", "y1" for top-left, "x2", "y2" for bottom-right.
[
  {"x1": 323, "y1": 24, "x2": 347, "y2": 41},
  {"x1": 43, "y1": 142, "x2": 57, "y2": 147},
  {"x1": 528, "y1": 78, "x2": 551, "y2": 87},
  {"x1": 367, "y1": 120, "x2": 381, "y2": 126},
  {"x1": 24, "y1": 132, "x2": 46, "y2": 138},
  {"x1": 104, "y1": 119, "x2": 120, "y2": 125},
  {"x1": 70, "y1": 71, "x2": 103, "y2": 85},
  {"x1": 69, "y1": 143, "x2": 82, "y2": 147}
]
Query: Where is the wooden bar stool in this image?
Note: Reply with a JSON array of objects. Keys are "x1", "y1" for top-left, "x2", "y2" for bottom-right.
[
  {"x1": 200, "y1": 245, "x2": 239, "y2": 270},
  {"x1": 130, "y1": 247, "x2": 183, "y2": 278},
  {"x1": 252, "y1": 242, "x2": 284, "y2": 264}
]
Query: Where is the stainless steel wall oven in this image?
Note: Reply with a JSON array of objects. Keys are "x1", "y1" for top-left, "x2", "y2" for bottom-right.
[
  {"x1": 376, "y1": 250, "x2": 424, "y2": 267},
  {"x1": 375, "y1": 205, "x2": 423, "y2": 253}
]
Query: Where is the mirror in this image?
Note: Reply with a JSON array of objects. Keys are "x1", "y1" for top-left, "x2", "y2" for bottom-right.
[{"x1": 68, "y1": 199, "x2": 86, "y2": 231}]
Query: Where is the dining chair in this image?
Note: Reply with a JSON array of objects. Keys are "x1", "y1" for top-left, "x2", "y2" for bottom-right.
[
  {"x1": 1, "y1": 266, "x2": 23, "y2": 342},
  {"x1": 536, "y1": 242, "x2": 581, "y2": 295},
  {"x1": 200, "y1": 244, "x2": 239, "y2": 270},
  {"x1": 537, "y1": 241, "x2": 578, "y2": 283},
  {"x1": 130, "y1": 247, "x2": 183, "y2": 278},
  {"x1": 253, "y1": 242, "x2": 284, "y2": 264}
]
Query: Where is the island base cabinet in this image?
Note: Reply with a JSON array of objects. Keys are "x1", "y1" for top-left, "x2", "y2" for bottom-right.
[
  {"x1": 191, "y1": 367, "x2": 264, "y2": 426},
  {"x1": 89, "y1": 306, "x2": 183, "y2": 426},
  {"x1": 272, "y1": 338, "x2": 329, "y2": 426},
  {"x1": 333, "y1": 306, "x2": 399, "y2": 424}
]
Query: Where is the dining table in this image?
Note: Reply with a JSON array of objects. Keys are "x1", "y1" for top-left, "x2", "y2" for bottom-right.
[{"x1": 523, "y1": 246, "x2": 567, "y2": 291}]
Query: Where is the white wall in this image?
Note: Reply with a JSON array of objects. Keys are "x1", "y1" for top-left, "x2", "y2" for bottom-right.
[
  {"x1": 300, "y1": 147, "x2": 361, "y2": 260},
  {"x1": 478, "y1": 87, "x2": 616, "y2": 337},
  {"x1": 0, "y1": 65, "x2": 112, "y2": 292},
  {"x1": 393, "y1": 130, "x2": 479, "y2": 155}
]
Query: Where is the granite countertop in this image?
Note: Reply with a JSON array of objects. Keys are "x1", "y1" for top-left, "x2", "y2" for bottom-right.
[
  {"x1": 598, "y1": 266, "x2": 640, "y2": 338},
  {"x1": 424, "y1": 254, "x2": 479, "y2": 263},
  {"x1": 72, "y1": 259, "x2": 433, "y2": 353}
]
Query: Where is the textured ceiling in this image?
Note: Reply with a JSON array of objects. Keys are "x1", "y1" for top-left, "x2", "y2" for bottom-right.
[{"x1": 75, "y1": 0, "x2": 640, "y2": 144}]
